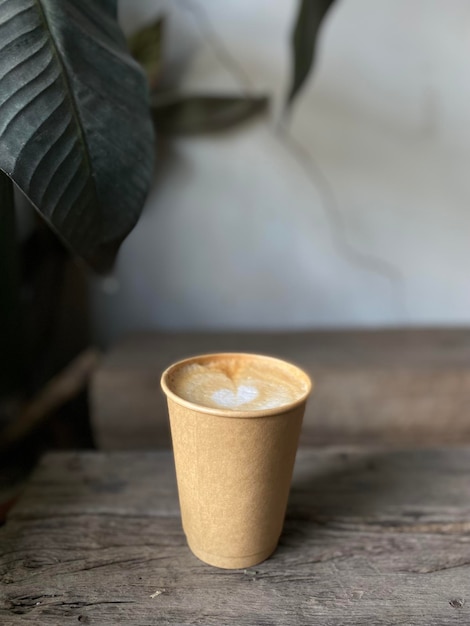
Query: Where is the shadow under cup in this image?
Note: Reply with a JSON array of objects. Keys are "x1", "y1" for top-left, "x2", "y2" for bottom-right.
[{"x1": 161, "y1": 353, "x2": 312, "y2": 569}]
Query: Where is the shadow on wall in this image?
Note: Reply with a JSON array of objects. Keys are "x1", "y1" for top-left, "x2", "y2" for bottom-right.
[{"x1": 92, "y1": 0, "x2": 470, "y2": 346}]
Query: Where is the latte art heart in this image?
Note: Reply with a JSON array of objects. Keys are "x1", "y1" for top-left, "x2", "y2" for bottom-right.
[
  {"x1": 169, "y1": 356, "x2": 308, "y2": 411},
  {"x1": 211, "y1": 385, "x2": 259, "y2": 408}
]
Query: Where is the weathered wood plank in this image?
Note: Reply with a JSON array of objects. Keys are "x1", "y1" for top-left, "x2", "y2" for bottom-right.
[
  {"x1": 7, "y1": 448, "x2": 470, "y2": 522},
  {"x1": 1, "y1": 449, "x2": 470, "y2": 624},
  {"x1": 91, "y1": 329, "x2": 470, "y2": 449}
]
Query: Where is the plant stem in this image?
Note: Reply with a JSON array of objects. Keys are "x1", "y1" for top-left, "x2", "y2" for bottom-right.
[{"x1": 0, "y1": 172, "x2": 23, "y2": 394}]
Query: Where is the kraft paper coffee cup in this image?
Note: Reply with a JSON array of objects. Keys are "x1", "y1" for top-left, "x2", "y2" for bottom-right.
[{"x1": 161, "y1": 353, "x2": 312, "y2": 569}]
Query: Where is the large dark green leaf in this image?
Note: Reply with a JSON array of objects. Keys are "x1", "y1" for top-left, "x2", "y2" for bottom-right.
[
  {"x1": 151, "y1": 94, "x2": 269, "y2": 135},
  {"x1": 128, "y1": 17, "x2": 164, "y2": 94},
  {"x1": 0, "y1": 0, "x2": 155, "y2": 270},
  {"x1": 287, "y1": 0, "x2": 336, "y2": 107}
]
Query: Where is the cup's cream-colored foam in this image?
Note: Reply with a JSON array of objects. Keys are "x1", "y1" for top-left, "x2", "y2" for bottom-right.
[{"x1": 167, "y1": 355, "x2": 308, "y2": 411}]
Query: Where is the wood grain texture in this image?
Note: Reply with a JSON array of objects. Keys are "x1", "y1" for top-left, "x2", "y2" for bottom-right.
[
  {"x1": 90, "y1": 329, "x2": 470, "y2": 449},
  {"x1": 1, "y1": 448, "x2": 470, "y2": 624}
]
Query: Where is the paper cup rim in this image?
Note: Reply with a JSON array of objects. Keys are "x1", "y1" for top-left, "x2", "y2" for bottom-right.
[{"x1": 160, "y1": 352, "x2": 313, "y2": 418}]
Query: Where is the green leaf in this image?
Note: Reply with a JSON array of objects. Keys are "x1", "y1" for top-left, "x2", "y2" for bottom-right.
[
  {"x1": 128, "y1": 17, "x2": 164, "y2": 94},
  {"x1": 287, "y1": 0, "x2": 336, "y2": 107},
  {"x1": 0, "y1": 0, "x2": 155, "y2": 271},
  {"x1": 151, "y1": 94, "x2": 269, "y2": 135}
]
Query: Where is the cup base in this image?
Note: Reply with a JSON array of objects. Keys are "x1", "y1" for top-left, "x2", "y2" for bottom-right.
[{"x1": 186, "y1": 538, "x2": 278, "y2": 569}]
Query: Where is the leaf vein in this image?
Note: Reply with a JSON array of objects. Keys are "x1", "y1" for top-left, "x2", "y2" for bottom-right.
[
  {"x1": 37, "y1": 136, "x2": 80, "y2": 211},
  {"x1": 14, "y1": 98, "x2": 71, "y2": 184},
  {"x1": 0, "y1": 37, "x2": 48, "y2": 83},
  {"x1": 0, "y1": 2, "x2": 35, "y2": 29},
  {"x1": 48, "y1": 152, "x2": 85, "y2": 226},
  {"x1": 34, "y1": 0, "x2": 96, "y2": 203},
  {"x1": 0, "y1": 63, "x2": 60, "y2": 136}
]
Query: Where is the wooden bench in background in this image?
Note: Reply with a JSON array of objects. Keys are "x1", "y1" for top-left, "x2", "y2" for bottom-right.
[{"x1": 91, "y1": 329, "x2": 470, "y2": 449}]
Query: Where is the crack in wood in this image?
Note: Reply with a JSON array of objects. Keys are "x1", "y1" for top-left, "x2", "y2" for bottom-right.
[
  {"x1": 2, "y1": 597, "x2": 137, "y2": 616},
  {"x1": 76, "y1": 556, "x2": 162, "y2": 572},
  {"x1": 404, "y1": 560, "x2": 470, "y2": 575}
]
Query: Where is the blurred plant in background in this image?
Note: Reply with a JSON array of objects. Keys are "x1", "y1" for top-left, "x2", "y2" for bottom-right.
[
  {"x1": 130, "y1": 0, "x2": 335, "y2": 135},
  {"x1": 0, "y1": 0, "x2": 334, "y2": 452},
  {"x1": 130, "y1": 17, "x2": 268, "y2": 136}
]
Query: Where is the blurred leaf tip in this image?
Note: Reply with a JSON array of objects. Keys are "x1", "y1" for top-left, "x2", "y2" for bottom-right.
[
  {"x1": 287, "y1": 0, "x2": 336, "y2": 108},
  {"x1": 128, "y1": 16, "x2": 165, "y2": 93}
]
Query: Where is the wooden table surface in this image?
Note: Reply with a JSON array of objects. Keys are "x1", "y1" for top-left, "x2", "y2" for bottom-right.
[{"x1": 2, "y1": 447, "x2": 470, "y2": 625}]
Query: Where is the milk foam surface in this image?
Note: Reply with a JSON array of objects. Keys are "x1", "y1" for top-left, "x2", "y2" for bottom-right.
[{"x1": 169, "y1": 356, "x2": 308, "y2": 411}]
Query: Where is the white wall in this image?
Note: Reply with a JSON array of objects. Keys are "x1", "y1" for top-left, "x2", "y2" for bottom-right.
[{"x1": 91, "y1": 0, "x2": 470, "y2": 344}]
